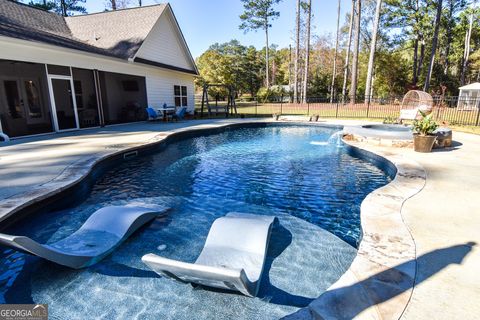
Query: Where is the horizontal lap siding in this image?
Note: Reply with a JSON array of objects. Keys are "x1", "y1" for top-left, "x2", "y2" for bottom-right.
[
  {"x1": 135, "y1": 9, "x2": 194, "y2": 71},
  {"x1": 146, "y1": 71, "x2": 195, "y2": 112}
]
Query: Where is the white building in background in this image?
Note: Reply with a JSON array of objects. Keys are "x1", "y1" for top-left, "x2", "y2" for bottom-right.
[
  {"x1": 457, "y1": 83, "x2": 480, "y2": 110},
  {"x1": 0, "y1": 0, "x2": 197, "y2": 139}
]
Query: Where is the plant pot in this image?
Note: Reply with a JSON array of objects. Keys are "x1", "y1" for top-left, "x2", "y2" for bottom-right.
[{"x1": 413, "y1": 134, "x2": 436, "y2": 153}]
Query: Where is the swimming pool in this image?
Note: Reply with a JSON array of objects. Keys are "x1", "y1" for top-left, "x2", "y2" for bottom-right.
[{"x1": 0, "y1": 124, "x2": 392, "y2": 319}]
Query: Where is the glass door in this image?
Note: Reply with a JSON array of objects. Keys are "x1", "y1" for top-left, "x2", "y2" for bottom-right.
[{"x1": 48, "y1": 76, "x2": 79, "y2": 131}]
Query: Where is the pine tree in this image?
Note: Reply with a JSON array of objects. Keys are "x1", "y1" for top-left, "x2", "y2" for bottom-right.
[
  {"x1": 27, "y1": 0, "x2": 86, "y2": 15},
  {"x1": 364, "y1": 0, "x2": 383, "y2": 103},
  {"x1": 342, "y1": 0, "x2": 355, "y2": 101},
  {"x1": 302, "y1": 0, "x2": 312, "y2": 103},
  {"x1": 239, "y1": 0, "x2": 283, "y2": 89},
  {"x1": 293, "y1": 0, "x2": 301, "y2": 102},
  {"x1": 350, "y1": 0, "x2": 361, "y2": 103},
  {"x1": 424, "y1": 0, "x2": 443, "y2": 92},
  {"x1": 330, "y1": 0, "x2": 341, "y2": 102},
  {"x1": 460, "y1": 1, "x2": 477, "y2": 85}
]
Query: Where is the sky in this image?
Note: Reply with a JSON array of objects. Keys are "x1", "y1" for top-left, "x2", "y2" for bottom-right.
[{"x1": 84, "y1": 0, "x2": 351, "y2": 59}]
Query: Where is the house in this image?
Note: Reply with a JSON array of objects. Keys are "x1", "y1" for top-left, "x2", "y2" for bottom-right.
[
  {"x1": 0, "y1": 0, "x2": 198, "y2": 139},
  {"x1": 457, "y1": 82, "x2": 480, "y2": 110}
]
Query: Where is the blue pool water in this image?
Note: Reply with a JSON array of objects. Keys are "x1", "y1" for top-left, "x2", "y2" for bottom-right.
[{"x1": 0, "y1": 125, "x2": 392, "y2": 319}]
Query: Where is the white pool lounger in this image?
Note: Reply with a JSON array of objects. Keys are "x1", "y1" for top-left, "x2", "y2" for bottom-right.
[
  {"x1": 142, "y1": 212, "x2": 277, "y2": 297},
  {"x1": 0, "y1": 205, "x2": 169, "y2": 269}
]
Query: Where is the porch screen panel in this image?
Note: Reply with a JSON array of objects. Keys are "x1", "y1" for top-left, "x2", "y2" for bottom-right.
[
  {"x1": 0, "y1": 60, "x2": 53, "y2": 137},
  {"x1": 72, "y1": 68, "x2": 100, "y2": 128},
  {"x1": 98, "y1": 71, "x2": 148, "y2": 125}
]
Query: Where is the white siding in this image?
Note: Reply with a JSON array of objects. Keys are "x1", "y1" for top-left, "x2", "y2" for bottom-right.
[
  {"x1": 135, "y1": 8, "x2": 195, "y2": 71},
  {"x1": 146, "y1": 72, "x2": 195, "y2": 113},
  {"x1": 0, "y1": 36, "x2": 195, "y2": 113}
]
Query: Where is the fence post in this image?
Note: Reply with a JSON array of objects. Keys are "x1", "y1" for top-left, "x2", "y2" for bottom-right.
[
  {"x1": 335, "y1": 100, "x2": 339, "y2": 118},
  {"x1": 307, "y1": 101, "x2": 310, "y2": 115},
  {"x1": 475, "y1": 107, "x2": 480, "y2": 127}
]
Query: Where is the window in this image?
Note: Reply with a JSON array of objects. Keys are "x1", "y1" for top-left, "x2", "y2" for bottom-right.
[{"x1": 174, "y1": 85, "x2": 187, "y2": 107}]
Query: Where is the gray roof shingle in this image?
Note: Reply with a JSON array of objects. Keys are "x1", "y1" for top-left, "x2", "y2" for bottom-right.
[
  {"x1": 65, "y1": 4, "x2": 166, "y2": 59},
  {"x1": 0, "y1": 0, "x2": 167, "y2": 60}
]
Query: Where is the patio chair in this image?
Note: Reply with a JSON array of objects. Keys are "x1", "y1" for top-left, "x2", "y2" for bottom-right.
[
  {"x1": 171, "y1": 107, "x2": 187, "y2": 121},
  {"x1": 146, "y1": 107, "x2": 160, "y2": 121},
  {"x1": 399, "y1": 90, "x2": 434, "y2": 123},
  {"x1": 142, "y1": 212, "x2": 277, "y2": 297},
  {"x1": 0, "y1": 204, "x2": 169, "y2": 269}
]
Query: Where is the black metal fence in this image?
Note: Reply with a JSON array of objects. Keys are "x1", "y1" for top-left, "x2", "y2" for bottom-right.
[{"x1": 194, "y1": 95, "x2": 480, "y2": 126}]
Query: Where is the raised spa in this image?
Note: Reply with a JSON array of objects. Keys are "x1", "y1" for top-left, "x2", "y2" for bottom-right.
[{"x1": 345, "y1": 124, "x2": 414, "y2": 140}]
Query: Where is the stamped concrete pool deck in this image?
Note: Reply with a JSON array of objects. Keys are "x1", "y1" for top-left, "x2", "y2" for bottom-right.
[{"x1": 0, "y1": 118, "x2": 479, "y2": 319}]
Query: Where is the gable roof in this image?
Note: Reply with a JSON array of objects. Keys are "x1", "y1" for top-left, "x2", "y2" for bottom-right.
[
  {"x1": 65, "y1": 4, "x2": 166, "y2": 60},
  {"x1": 0, "y1": 0, "x2": 197, "y2": 74}
]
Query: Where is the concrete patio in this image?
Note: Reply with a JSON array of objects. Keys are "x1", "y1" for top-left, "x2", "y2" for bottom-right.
[{"x1": 0, "y1": 118, "x2": 478, "y2": 319}]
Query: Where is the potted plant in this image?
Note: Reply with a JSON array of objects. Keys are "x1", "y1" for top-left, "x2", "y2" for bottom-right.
[{"x1": 412, "y1": 111, "x2": 439, "y2": 152}]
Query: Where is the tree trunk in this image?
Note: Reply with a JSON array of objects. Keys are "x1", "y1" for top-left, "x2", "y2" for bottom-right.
[
  {"x1": 350, "y1": 0, "x2": 361, "y2": 104},
  {"x1": 461, "y1": 4, "x2": 475, "y2": 85},
  {"x1": 424, "y1": 0, "x2": 443, "y2": 93},
  {"x1": 302, "y1": 0, "x2": 312, "y2": 104},
  {"x1": 265, "y1": 22, "x2": 270, "y2": 89},
  {"x1": 364, "y1": 0, "x2": 382, "y2": 103},
  {"x1": 272, "y1": 58, "x2": 276, "y2": 85},
  {"x1": 418, "y1": 37, "x2": 425, "y2": 79},
  {"x1": 413, "y1": 37, "x2": 419, "y2": 85},
  {"x1": 330, "y1": 0, "x2": 341, "y2": 103},
  {"x1": 443, "y1": 0, "x2": 454, "y2": 75},
  {"x1": 342, "y1": 0, "x2": 355, "y2": 101},
  {"x1": 111, "y1": 0, "x2": 117, "y2": 10},
  {"x1": 294, "y1": 0, "x2": 301, "y2": 103},
  {"x1": 288, "y1": 44, "x2": 292, "y2": 92},
  {"x1": 139, "y1": 0, "x2": 142, "y2": 6},
  {"x1": 60, "y1": 0, "x2": 67, "y2": 16}
]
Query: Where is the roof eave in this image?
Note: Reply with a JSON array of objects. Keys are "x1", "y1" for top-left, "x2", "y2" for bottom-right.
[{"x1": 134, "y1": 57, "x2": 198, "y2": 75}]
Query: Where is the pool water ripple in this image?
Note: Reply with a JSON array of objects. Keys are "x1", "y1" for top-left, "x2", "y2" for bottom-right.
[{"x1": 0, "y1": 125, "x2": 392, "y2": 319}]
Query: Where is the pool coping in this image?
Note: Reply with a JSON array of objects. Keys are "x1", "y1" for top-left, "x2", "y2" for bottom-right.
[
  {"x1": 288, "y1": 139, "x2": 425, "y2": 319},
  {"x1": 0, "y1": 120, "x2": 425, "y2": 320}
]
